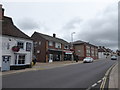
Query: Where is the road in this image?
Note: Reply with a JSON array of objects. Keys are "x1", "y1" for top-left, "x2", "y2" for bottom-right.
[{"x1": 2, "y1": 58, "x2": 116, "y2": 88}]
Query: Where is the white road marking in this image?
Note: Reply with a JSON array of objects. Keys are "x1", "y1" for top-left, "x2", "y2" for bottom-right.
[
  {"x1": 86, "y1": 87, "x2": 91, "y2": 90},
  {"x1": 97, "y1": 80, "x2": 102, "y2": 83},
  {"x1": 92, "y1": 83, "x2": 97, "y2": 87}
]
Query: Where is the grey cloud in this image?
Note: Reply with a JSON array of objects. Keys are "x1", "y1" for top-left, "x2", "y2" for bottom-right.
[
  {"x1": 17, "y1": 18, "x2": 39, "y2": 30},
  {"x1": 63, "y1": 18, "x2": 82, "y2": 30},
  {"x1": 75, "y1": 5, "x2": 118, "y2": 50}
]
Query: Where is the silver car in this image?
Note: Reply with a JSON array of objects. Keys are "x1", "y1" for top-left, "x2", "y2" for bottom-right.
[
  {"x1": 83, "y1": 57, "x2": 94, "y2": 63},
  {"x1": 111, "y1": 55, "x2": 117, "y2": 60}
]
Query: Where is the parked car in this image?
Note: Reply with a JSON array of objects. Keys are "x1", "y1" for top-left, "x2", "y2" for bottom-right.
[
  {"x1": 83, "y1": 57, "x2": 94, "y2": 63},
  {"x1": 111, "y1": 55, "x2": 117, "y2": 60}
]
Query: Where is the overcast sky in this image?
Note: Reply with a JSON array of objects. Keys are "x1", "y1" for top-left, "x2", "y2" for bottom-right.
[{"x1": 1, "y1": 0, "x2": 119, "y2": 51}]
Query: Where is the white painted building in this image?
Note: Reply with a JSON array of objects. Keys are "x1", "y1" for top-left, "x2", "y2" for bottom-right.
[
  {"x1": 98, "y1": 52, "x2": 106, "y2": 59},
  {"x1": 98, "y1": 46, "x2": 112, "y2": 59},
  {"x1": 0, "y1": 5, "x2": 33, "y2": 71},
  {"x1": 1, "y1": 35, "x2": 33, "y2": 71}
]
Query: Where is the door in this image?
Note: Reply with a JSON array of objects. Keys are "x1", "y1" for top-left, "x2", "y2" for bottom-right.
[
  {"x1": 2, "y1": 56, "x2": 11, "y2": 71},
  {"x1": 49, "y1": 54, "x2": 53, "y2": 62}
]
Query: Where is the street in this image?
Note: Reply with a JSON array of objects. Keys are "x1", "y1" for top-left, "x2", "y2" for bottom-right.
[{"x1": 2, "y1": 58, "x2": 116, "y2": 88}]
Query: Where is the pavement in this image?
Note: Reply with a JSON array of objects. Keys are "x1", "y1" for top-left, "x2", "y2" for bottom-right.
[
  {"x1": 1, "y1": 60, "x2": 83, "y2": 76},
  {"x1": 109, "y1": 63, "x2": 118, "y2": 89}
]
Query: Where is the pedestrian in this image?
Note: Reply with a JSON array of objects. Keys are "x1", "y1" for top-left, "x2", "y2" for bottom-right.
[
  {"x1": 74, "y1": 55, "x2": 78, "y2": 62},
  {"x1": 33, "y1": 55, "x2": 37, "y2": 65}
]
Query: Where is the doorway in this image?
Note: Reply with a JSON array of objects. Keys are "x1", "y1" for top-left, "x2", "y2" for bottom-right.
[{"x1": 2, "y1": 56, "x2": 11, "y2": 71}]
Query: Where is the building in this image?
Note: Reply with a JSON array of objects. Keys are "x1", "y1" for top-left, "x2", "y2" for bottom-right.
[
  {"x1": 73, "y1": 40, "x2": 98, "y2": 60},
  {"x1": 0, "y1": 5, "x2": 33, "y2": 71},
  {"x1": 98, "y1": 46, "x2": 106, "y2": 59},
  {"x1": 116, "y1": 50, "x2": 120, "y2": 56},
  {"x1": 98, "y1": 46, "x2": 112, "y2": 59},
  {"x1": 31, "y1": 32, "x2": 73, "y2": 62}
]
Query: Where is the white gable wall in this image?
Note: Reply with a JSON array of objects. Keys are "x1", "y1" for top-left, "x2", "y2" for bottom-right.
[{"x1": 98, "y1": 52, "x2": 106, "y2": 59}]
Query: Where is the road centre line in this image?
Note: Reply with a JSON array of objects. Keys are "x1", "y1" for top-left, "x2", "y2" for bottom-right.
[
  {"x1": 97, "y1": 80, "x2": 102, "y2": 83},
  {"x1": 91, "y1": 83, "x2": 97, "y2": 87}
]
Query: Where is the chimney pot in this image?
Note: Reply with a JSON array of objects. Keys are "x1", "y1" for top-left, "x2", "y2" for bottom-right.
[
  {"x1": 0, "y1": 4, "x2": 4, "y2": 20},
  {"x1": 53, "y1": 33, "x2": 56, "y2": 38}
]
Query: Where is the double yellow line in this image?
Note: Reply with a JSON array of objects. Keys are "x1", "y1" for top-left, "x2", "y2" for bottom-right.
[{"x1": 100, "y1": 63, "x2": 117, "y2": 90}]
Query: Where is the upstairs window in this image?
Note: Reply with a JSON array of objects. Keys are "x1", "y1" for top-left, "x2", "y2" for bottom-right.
[
  {"x1": 26, "y1": 42, "x2": 32, "y2": 51},
  {"x1": 34, "y1": 42, "x2": 37, "y2": 47},
  {"x1": 17, "y1": 42, "x2": 24, "y2": 49},
  {"x1": 64, "y1": 45, "x2": 69, "y2": 49},
  {"x1": 55, "y1": 42, "x2": 61, "y2": 48},
  {"x1": 49, "y1": 41, "x2": 53, "y2": 46}
]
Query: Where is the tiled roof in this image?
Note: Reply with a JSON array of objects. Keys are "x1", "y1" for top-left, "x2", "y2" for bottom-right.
[
  {"x1": 1, "y1": 16, "x2": 31, "y2": 40},
  {"x1": 32, "y1": 32, "x2": 69, "y2": 44},
  {"x1": 73, "y1": 40, "x2": 85, "y2": 44},
  {"x1": 98, "y1": 46, "x2": 107, "y2": 52},
  {"x1": 73, "y1": 40, "x2": 98, "y2": 48}
]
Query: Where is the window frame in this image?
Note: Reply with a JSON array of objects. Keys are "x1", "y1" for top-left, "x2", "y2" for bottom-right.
[
  {"x1": 15, "y1": 54, "x2": 26, "y2": 65},
  {"x1": 17, "y1": 41, "x2": 24, "y2": 49},
  {"x1": 48, "y1": 41, "x2": 53, "y2": 46},
  {"x1": 55, "y1": 42, "x2": 61, "y2": 48},
  {"x1": 26, "y1": 42, "x2": 32, "y2": 51}
]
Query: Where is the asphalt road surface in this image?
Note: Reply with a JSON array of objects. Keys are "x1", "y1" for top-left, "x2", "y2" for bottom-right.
[{"x1": 2, "y1": 58, "x2": 117, "y2": 88}]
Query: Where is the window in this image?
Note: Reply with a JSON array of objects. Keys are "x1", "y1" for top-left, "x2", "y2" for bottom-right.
[
  {"x1": 39, "y1": 41, "x2": 41, "y2": 45},
  {"x1": 55, "y1": 42, "x2": 61, "y2": 48},
  {"x1": 91, "y1": 51, "x2": 94, "y2": 56},
  {"x1": 15, "y1": 54, "x2": 25, "y2": 65},
  {"x1": 26, "y1": 42, "x2": 32, "y2": 51},
  {"x1": 7, "y1": 43, "x2": 10, "y2": 50},
  {"x1": 17, "y1": 42, "x2": 24, "y2": 49},
  {"x1": 34, "y1": 42, "x2": 37, "y2": 47},
  {"x1": 49, "y1": 41, "x2": 53, "y2": 46},
  {"x1": 64, "y1": 45, "x2": 69, "y2": 49},
  {"x1": 86, "y1": 50, "x2": 90, "y2": 56},
  {"x1": 18, "y1": 55, "x2": 25, "y2": 64}
]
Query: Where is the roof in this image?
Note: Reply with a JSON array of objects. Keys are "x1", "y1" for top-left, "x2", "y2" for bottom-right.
[
  {"x1": 1, "y1": 16, "x2": 31, "y2": 40},
  {"x1": 98, "y1": 46, "x2": 106, "y2": 52},
  {"x1": 32, "y1": 32, "x2": 69, "y2": 44},
  {"x1": 73, "y1": 40, "x2": 98, "y2": 48},
  {"x1": 73, "y1": 40, "x2": 86, "y2": 45}
]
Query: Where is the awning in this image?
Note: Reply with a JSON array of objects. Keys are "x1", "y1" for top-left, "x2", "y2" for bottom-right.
[
  {"x1": 48, "y1": 48, "x2": 63, "y2": 52},
  {"x1": 63, "y1": 51, "x2": 73, "y2": 54}
]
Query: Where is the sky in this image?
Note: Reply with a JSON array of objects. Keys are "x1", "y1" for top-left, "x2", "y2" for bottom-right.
[{"x1": 0, "y1": 0, "x2": 119, "y2": 51}]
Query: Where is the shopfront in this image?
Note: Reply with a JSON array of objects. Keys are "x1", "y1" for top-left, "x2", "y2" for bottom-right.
[
  {"x1": 63, "y1": 51, "x2": 73, "y2": 61},
  {"x1": 48, "y1": 49, "x2": 62, "y2": 62}
]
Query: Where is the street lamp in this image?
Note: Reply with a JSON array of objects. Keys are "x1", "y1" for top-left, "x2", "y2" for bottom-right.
[
  {"x1": 71, "y1": 32, "x2": 75, "y2": 62},
  {"x1": 71, "y1": 32, "x2": 75, "y2": 43}
]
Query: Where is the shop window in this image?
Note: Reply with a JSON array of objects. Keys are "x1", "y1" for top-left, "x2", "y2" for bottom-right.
[{"x1": 15, "y1": 54, "x2": 26, "y2": 65}]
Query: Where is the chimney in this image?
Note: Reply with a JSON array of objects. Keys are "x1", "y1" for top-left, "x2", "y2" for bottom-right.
[
  {"x1": 53, "y1": 33, "x2": 56, "y2": 38},
  {"x1": 0, "y1": 4, "x2": 4, "y2": 20}
]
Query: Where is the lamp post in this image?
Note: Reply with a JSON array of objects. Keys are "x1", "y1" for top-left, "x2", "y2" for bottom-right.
[{"x1": 71, "y1": 32, "x2": 75, "y2": 62}]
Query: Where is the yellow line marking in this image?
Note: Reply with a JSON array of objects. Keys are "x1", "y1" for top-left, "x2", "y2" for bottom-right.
[{"x1": 100, "y1": 63, "x2": 117, "y2": 90}]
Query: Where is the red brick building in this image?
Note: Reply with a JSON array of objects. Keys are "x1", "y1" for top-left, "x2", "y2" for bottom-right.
[
  {"x1": 31, "y1": 32, "x2": 73, "y2": 62},
  {"x1": 73, "y1": 40, "x2": 98, "y2": 60}
]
